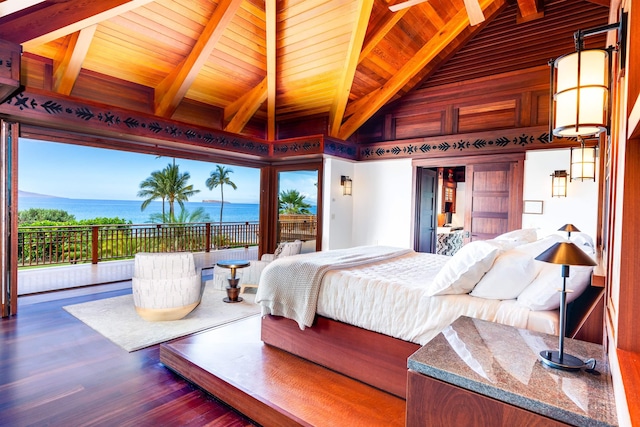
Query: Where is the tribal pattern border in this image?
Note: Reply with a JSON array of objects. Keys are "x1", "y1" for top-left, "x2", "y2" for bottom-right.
[
  {"x1": 1, "y1": 90, "x2": 271, "y2": 156},
  {"x1": 359, "y1": 131, "x2": 555, "y2": 160}
]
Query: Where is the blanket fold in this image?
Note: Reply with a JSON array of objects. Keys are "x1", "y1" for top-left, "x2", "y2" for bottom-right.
[{"x1": 255, "y1": 245, "x2": 412, "y2": 328}]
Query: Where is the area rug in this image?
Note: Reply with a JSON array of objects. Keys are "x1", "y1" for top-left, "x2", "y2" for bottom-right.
[{"x1": 63, "y1": 287, "x2": 260, "y2": 352}]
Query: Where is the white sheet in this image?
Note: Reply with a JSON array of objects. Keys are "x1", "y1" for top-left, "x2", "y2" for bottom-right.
[{"x1": 314, "y1": 251, "x2": 559, "y2": 345}]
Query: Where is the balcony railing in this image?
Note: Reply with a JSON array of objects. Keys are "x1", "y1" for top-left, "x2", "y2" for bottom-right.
[{"x1": 17, "y1": 218, "x2": 317, "y2": 267}]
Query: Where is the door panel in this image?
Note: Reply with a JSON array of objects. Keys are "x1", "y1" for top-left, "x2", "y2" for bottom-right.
[
  {"x1": 1, "y1": 120, "x2": 18, "y2": 317},
  {"x1": 465, "y1": 161, "x2": 523, "y2": 241}
]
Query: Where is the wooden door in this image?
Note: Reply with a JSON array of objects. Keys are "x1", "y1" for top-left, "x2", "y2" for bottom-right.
[
  {"x1": 415, "y1": 168, "x2": 437, "y2": 253},
  {"x1": 464, "y1": 161, "x2": 523, "y2": 241}
]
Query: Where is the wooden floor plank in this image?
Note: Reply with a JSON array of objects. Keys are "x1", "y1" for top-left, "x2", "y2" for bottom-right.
[
  {"x1": 161, "y1": 316, "x2": 406, "y2": 427},
  {"x1": 0, "y1": 286, "x2": 254, "y2": 426}
]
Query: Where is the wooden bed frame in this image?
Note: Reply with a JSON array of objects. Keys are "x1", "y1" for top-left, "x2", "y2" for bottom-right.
[{"x1": 261, "y1": 314, "x2": 420, "y2": 399}]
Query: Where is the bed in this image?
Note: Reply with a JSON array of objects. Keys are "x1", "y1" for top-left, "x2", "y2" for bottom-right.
[{"x1": 255, "y1": 230, "x2": 595, "y2": 398}]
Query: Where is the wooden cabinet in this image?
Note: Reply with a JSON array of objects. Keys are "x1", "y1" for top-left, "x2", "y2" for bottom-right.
[{"x1": 439, "y1": 168, "x2": 456, "y2": 214}]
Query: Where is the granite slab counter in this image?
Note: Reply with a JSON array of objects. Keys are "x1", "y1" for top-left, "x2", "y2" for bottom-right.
[{"x1": 407, "y1": 316, "x2": 617, "y2": 426}]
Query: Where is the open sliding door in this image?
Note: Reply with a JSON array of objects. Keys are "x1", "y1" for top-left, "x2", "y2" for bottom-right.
[{"x1": 1, "y1": 120, "x2": 18, "y2": 317}]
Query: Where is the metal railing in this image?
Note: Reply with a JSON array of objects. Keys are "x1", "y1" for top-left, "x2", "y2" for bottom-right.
[{"x1": 17, "y1": 218, "x2": 317, "y2": 267}]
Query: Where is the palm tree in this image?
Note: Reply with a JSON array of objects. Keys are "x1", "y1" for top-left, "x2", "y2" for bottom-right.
[
  {"x1": 206, "y1": 165, "x2": 237, "y2": 248},
  {"x1": 279, "y1": 189, "x2": 312, "y2": 214},
  {"x1": 137, "y1": 169, "x2": 169, "y2": 217},
  {"x1": 138, "y1": 163, "x2": 200, "y2": 219}
]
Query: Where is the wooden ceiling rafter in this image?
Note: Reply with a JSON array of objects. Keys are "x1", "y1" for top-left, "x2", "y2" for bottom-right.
[
  {"x1": 338, "y1": 0, "x2": 505, "y2": 140},
  {"x1": 17, "y1": 0, "x2": 156, "y2": 49},
  {"x1": 154, "y1": 0, "x2": 243, "y2": 118},
  {"x1": 329, "y1": 0, "x2": 375, "y2": 137},
  {"x1": 224, "y1": 77, "x2": 268, "y2": 133},
  {"x1": 266, "y1": 0, "x2": 276, "y2": 140},
  {"x1": 358, "y1": 8, "x2": 409, "y2": 63},
  {"x1": 0, "y1": 0, "x2": 46, "y2": 18},
  {"x1": 53, "y1": 25, "x2": 97, "y2": 95}
]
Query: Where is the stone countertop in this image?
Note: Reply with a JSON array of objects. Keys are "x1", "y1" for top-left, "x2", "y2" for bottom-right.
[{"x1": 408, "y1": 316, "x2": 617, "y2": 427}]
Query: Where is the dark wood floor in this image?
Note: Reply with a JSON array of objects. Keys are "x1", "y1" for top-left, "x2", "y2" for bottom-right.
[{"x1": 0, "y1": 285, "x2": 256, "y2": 426}]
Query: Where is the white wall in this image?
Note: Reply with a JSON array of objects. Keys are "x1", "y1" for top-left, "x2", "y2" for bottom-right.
[
  {"x1": 350, "y1": 158, "x2": 413, "y2": 248},
  {"x1": 322, "y1": 157, "x2": 355, "y2": 250},
  {"x1": 522, "y1": 148, "x2": 598, "y2": 239}
]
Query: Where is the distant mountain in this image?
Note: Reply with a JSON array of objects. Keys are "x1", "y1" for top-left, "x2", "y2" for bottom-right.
[{"x1": 18, "y1": 190, "x2": 67, "y2": 199}]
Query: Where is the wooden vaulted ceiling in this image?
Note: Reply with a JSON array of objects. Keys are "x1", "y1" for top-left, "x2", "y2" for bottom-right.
[{"x1": 0, "y1": 0, "x2": 608, "y2": 142}]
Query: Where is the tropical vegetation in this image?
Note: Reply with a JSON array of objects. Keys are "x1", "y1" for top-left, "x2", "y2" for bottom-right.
[
  {"x1": 278, "y1": 189, "x2": 312, "y2": 214},
  {"x1": 137, "y1": 162, "x2": 200, "y2": 221},
  {"x1": 206, "y1": 165, "x2": 237, "y2": 247}
]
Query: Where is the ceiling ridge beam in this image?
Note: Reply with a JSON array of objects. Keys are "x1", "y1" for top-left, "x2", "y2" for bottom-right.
[
  {"x1": 266, "y1": 0, "x2": 276, "y2": 140},
  {"x1": 329, "y1": 0, "x2": 375, "y2": 137},
  {"x1": 20, "y1": 0, "x2": 155, "y2": 49},
  {"x1": 224, "y1": 77, "x2": 268, "y2": 134},
  {"x1": 339, "y1": 0, "x2": 505, "y2": 140},
  {"x1": 53, "y1": 25, "x2": 97, "y2": 96},
  {"x1": 154, "y1": 0, "x2": 244, "y2": 118}
]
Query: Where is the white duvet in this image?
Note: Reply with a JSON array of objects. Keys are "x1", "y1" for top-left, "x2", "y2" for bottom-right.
[{"x1": 260, "y1": 249, "x2": 559, "y2": 345}]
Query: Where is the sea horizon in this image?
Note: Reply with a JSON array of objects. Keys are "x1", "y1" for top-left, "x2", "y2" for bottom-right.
[{"x1": 18, "y1": 196, "x2": 316, "y2": 224}]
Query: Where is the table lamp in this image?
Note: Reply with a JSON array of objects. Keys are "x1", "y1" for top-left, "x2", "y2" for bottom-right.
[
  {"x1": 558, "y1": 223, "x2": 580, "y2": 238},
  {"x1": 535, "y1": 241, "x2": 597, "y2": 371}
]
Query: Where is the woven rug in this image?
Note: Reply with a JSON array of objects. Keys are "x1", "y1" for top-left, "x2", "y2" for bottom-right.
[{"x1": 63, "y1": 286, "x2": 260, "y2": 352}]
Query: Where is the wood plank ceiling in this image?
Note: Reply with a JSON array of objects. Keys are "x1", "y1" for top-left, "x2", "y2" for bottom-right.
[{"x1": 0, "y1": 0, "x2": 602, "y2": 141}]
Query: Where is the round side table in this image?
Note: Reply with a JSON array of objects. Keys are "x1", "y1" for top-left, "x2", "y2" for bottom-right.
[{"x1": 216, "y1": 259, "x2": 250, "y2": 303}]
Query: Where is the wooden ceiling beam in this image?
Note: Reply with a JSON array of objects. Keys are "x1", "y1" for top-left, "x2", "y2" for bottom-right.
[
  {"x1": 266, "y1": 0, "x2": 276, "y2": 140},
  {"x1": 224, "y1": 77, "x2": 268, "y2": 134},
  {"x1": 8, "y1": 0, "x2": 154, "y2": 48},
  {"x1": 338, "y1": 0, "x2": 505, "y2": 140},
  {"x1": 329, "y1": 0, "x2": 374, "y2": 137},
  {"x1": 0, "y1": 0, "x2": 46, "y2": 18},
  {"x1": 358, "y1": 8, "x2": 408, "y2": 64},
  {"x1": 154, "y1": 0, "x2": 243, "y2": 118},
  {"x1": 516, "y1": 0, "x2": 543, "y2": 20},
  {"x1": 53, "y1": 25, "x2": 97, "y2": 96}
]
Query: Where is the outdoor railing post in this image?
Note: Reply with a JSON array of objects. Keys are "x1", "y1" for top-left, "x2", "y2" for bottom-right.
[
  {"x1": 91, "y1": 226, "x2": 99, "y2": 264},
  {"x1": 205, "y1": 223, "x2": 211, "y2": 252}
]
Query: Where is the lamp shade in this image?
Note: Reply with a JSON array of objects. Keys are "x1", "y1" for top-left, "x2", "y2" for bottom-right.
[
  {"x1": 558, "y1": 224, "x2": 580, "y2": 234},
  {"x1": 553, "y1": 49, "x2": 609, "y2": 137},
  {"x1": 570, "y1": 145, "x2": 597, "y2": 181},
  {"x1": 535, "y1": 241, "x2": 596, "y2": 267}
]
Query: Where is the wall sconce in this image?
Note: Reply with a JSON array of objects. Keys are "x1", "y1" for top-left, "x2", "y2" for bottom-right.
[
  {"x1": 570, "y1": 142, "x2": 597, "y2": 181},
  {"x1": 340, "y1": 175, "x2": 352, "y2": 196},
  {"x1": 551, "y1": 170, "x2": 568, "y2": 197},
  {"x1": 548, "y1": 11, "x2": 627, "y2": 141}
]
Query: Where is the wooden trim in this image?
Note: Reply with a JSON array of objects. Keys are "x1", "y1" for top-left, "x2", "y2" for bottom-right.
[{"x1": 261, "y1": 315, "x2": 419, "y2": 399}]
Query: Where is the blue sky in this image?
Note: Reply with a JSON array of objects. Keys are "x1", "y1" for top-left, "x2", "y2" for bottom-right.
[{"x1": 19, "y1": 138, "x2": 318, "y2": 205}]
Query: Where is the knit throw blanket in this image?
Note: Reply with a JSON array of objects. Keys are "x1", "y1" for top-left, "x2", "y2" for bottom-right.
[{"x1": 255, "y1": 245, "x2": 412, "y2": 329}]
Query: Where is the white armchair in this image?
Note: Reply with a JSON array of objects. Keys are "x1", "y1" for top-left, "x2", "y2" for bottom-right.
[
  {"x1": 132, "y1": 252, "x2": 203, "y2": 321},
  {"x1": 212, "y1": 240, "x2": 303, "y2": 293}
]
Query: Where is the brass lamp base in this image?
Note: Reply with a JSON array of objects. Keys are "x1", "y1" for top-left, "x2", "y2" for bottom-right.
[{"x1": 539, "y1": 350, "x2": 586, "y2": 371}]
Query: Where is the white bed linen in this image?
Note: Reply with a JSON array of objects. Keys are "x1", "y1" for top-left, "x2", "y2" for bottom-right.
[{"x1": 315, "y1": 251, "x2": 559, "y2": 345}]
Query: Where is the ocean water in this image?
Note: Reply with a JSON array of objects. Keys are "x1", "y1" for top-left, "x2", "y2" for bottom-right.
[{"x1": 18, "y1": 197, "x2": 262, "y2": 224}]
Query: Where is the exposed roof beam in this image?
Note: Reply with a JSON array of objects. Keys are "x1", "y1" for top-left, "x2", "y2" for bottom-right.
[
  {"x1": 53, "y1": 25, "x2": 97, "y2": 96},
  {"x1": 266, "y1": 0, "x2": 276, "y2": 140},
  {"x1": 0, "y1": 0, "x2": 46, "y2": 18},
  {"x1": 224, "y1": 77, "x2": 268, "y2": 134},
  {"x1": 3, "y1": 0, "x2": 154, "y2": 47},
  {"x1": 329, "y1": 0, "x2": 374, "y2": 137},
  {"x1": 358, "y1": 8, "x2": 408, "y2": 63},
  {"x1": 516, "y1": 0, "x2": 542, "y2": 20},
  {"x1": 154, "y1": 0, "x2": 243, "y2": 118},
  {"x1": 338, "y1": 0, "x2": 504, "y2": 140}
]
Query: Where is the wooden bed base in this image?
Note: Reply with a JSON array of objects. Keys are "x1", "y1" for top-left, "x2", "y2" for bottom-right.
[{"x1": 261, "y1": 314, "x2": 420, "y2": 399}]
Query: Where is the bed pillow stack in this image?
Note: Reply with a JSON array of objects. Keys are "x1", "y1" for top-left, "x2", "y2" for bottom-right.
[
  {"x1": 424, "y1": 240, "x2": 505, "y2": 296},
  {"x1": 470, "y1": 234, "x2": 564, "y2": 300}
]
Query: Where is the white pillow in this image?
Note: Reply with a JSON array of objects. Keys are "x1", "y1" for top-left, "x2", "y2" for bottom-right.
[
  {"x1": 426, "y1": 240, "x2": 503, "y2": 296},
  {"x1": 470, "y1": 247, "x2": 536, "y2": 300},
  {"x1": 517, "y1": 263, "x2": 593, "y2": 310},
  {"x1": 493, "y1": 228, "x2": 538, "y2": 246}
]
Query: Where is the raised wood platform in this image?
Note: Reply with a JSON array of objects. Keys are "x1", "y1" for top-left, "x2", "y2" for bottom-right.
[{"x1": 160, "y1": 316, "x2": 406, "y2": 427}]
